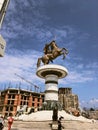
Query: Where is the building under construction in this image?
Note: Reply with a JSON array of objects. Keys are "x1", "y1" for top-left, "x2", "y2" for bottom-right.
[
  {"x1": 0, "y1": 88, "x2": 44, "y2": 116},
  {"x1": 0, "y1": 87, "x2": 79, "y2": 117}
]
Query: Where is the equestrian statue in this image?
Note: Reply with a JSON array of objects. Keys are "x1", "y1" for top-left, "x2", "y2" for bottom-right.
[{"x1": 37, "y1": 40, "x2": 68, "y2": 68}]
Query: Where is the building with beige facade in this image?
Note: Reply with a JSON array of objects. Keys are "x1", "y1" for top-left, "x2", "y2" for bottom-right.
[{"x1": 58, "y1": 87, "x2": 79, "y2": 111}]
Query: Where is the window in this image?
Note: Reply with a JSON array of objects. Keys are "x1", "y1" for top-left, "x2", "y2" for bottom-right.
[
  {"x1": 6, "y1": 107, "x2": 9, "y2": 111},
  {"x1": 10, "y1": 107, "x2": 13, "y2": 111},
  {"x1": 38, "y1": 98, "x2": 40, "y2": 102},
  {"x1": 0, "y1": 107, "x2": 3, "y2": 111},
  {"x1": 32, "y1": 103, "x2": 34, "y2": 106},
  {"x1": 12, "y1": 95, "x2": 15, "y2": 99},
  {"x1": 21, "y1": 96, "x2": 23, "y2": 99},
  {"x1": 24, "y1": 96, "x2": 26, "y2": 100},
  {"x1": 20, "y1": 101, "x2": 22, "y2": 105},
  {"x1": 33, "y1": 97, "x2": 35, "y2": 101},
  {"x1": 11, "y1": 100, "x2": 14, "y2": 104},
  {"x1": 8, "y1": 95, "x2": 11, "y2": 98},
  {"x1": 9, "y1": 90, "x2": 18, "y2": 94},
  {"x1": 8, "y1": 100, "x2": 10, "y2": 104}
]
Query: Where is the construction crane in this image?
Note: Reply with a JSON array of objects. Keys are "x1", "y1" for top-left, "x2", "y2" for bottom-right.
[{"x1": 15, "y1": 73, "x2": 40, "y2": 92}]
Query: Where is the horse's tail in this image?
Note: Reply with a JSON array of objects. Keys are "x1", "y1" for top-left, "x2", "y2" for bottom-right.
[{"x1": 37, "y1": 57, "x2": 42, "y2": 68}]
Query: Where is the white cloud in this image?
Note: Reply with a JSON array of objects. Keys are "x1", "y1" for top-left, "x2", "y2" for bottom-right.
[
  {"x1": 0, "y1": 49, "x2": 40, "y2": 83},
  {"x1": 90, "y1": 98, "x2": 98, "y2": 104},
  {"x1": 57, "y1": 59, "x2": 98, "y2": 87},
  {"x1": 80, "y1": 98, "x2": 98, "y2": 108}
]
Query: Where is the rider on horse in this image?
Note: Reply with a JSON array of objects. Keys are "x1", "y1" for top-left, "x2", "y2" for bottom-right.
[
  {"x1": 37, "y1": 40, "x2": 68, "y2": 67},
  {"x1": 43, "y1": 41, "x2": 56, "y2": 63},
  {"x1": 43, "y1": 41, "x2": 56, "y2": 55}
]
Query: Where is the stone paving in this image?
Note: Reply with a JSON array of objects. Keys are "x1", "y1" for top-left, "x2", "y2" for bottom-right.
[{"x1": 3, "y1": 120, "x2": 98, "y2": 130}]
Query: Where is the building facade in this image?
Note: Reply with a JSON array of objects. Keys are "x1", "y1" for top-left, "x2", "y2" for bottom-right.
[
  {"x1": 58, "y1": 87, "x2": 79, "y2": 111},
  {"x1": 0, "y1": 87, "x2": 79, "y2": 117},
  {"x1": 0, "y1": 88, "x2": 44, "y2": 116}
]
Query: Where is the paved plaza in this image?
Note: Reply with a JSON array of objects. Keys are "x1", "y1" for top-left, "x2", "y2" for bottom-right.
[{"x1": 3, "y1": 120, "x2": 98, "y2": 130}]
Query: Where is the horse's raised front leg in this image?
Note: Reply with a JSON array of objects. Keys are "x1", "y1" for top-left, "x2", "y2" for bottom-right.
[
  {"x1": 62, "y1": 52, "x2": 66, "y2": 59},
  {"x1": 62, "y1": 48, "x2": 68, "y2": 59}
]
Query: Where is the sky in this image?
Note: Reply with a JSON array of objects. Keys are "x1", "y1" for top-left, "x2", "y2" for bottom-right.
[{"x1": 0, "y1": 0, "x2": 98, "y2": 108}]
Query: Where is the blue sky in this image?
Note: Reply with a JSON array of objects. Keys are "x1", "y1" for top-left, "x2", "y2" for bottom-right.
[{"x1": 0, "y1": 0, "x2": 98, "y2": 108}]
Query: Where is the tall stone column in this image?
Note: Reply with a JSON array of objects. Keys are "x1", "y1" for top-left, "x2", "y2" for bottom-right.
[{"x1": 36, "y1": 64, "x2": 68, "y2": 106}]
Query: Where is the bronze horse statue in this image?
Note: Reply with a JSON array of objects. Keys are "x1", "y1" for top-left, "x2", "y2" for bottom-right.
[{"x1": 37, "y1": 41, "x2": 68, "y2": 67}]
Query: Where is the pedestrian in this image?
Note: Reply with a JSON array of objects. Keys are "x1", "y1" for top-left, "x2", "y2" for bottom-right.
[
  {"x1": 7, "y1": 113, "x2": 14, "y2": 130},
  {"x1": 58, "y1": 116, "x2": 64, "y2": 130},
  {"x1": 0, "y1": 116, "x2": 4, "y2": 130}
]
